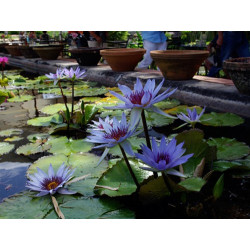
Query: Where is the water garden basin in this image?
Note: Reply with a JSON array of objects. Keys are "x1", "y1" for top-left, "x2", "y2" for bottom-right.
[
  {"x1": 5, "y1": 45, "x2": 22, "y2": 57},
  {"x1": 150, "y1": 50, "x2": 209, "y2": 80},
  {"x1": 0, "y1": 43, "x2": 9, "y2": 54},
  {"x1": 100, "y1": 48, "x2": 146, "y2": 72},
  {"x1": 223, "y1": 57, "x2": 250, "y2": 95},
  {"x1": 19, "y1": 45, "x2": 39, "y2": 58},
  {"x1": 69, "y1": 47, "x2": 104, "y2": 66},
  {"x1": 33, "y1": 46, "x2": 63, "y2": 60}
]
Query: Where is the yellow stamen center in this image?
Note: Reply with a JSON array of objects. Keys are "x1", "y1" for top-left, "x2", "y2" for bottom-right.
[{"x1": 47, "y1": 181, "x2": 59, "y2": 190}]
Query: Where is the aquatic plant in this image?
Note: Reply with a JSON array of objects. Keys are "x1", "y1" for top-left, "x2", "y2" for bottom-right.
[
  {"x1": 26, "y1": 163, "x2": 76, "y2": 196},
  {"x1": 0, "y1": 56, "x2": 9, "y2": 88},
  {"x1": 87, "y1": 112, "x2": 141, "y2": 188},
  {"x1": 177, "y1": 107, "x2": 205, "y2": 129}
]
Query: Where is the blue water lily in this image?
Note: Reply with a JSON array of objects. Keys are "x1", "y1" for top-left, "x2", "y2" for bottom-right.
[
  {"x1": 177, "y1": 107, "x2": 205, "y2": 128},
  {"x1": 90, "y1": 116, "x2": 113, "y2": 130},
  {"x1": 26, "y1": 163, "x2": 76, "y2": 196},
  {"x1": 106, "y1": 78, "x2": 177, "y2": 126},
  {"x1": 86, "y1": 112, "x2": 141, "y2": 165},
  {"x1": 64, "y1": 66, "x2": 86, "y2": 80},
  {"x1": 45, "y1": 68, "x2": 65, "y2": 85},
  {"x1": 135, "y1": 137, "x2": 193, "y2": 177}
]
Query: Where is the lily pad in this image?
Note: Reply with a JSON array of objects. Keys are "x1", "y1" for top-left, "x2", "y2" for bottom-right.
[
  {"x1": 4, "y1": 136, "x2": 23, "y2": 142},
  {"x1": 179, "y1": 177, "x2": 206, "y2": 192},
  {"x1": 16, "y1": 142, "x2": 51, "y2": 156},
  {"x1": 27, "y1": 133, "x2": 50, "y2": 142},
  {"x1": 95, "y1": 159, "x2": 153, "y2": 197},
  {"x1": 164, "y1": 105, "x2": 203, "y2": 115},
  {"x1": 144, "y1": 111, "x2": 175, "y2": 128},
  {"x1": 45, "y1": 137, "x2": 93, "y2": 156},
  {"x1": 41, "y1": 103, "x2": 79, "y2": 115},
  {"x1": 27, "y1": 114, "x2": 63, "y2": 127},
  {"x1": 207, "y1": 137, "x2": 250, "y2": 160},
  {"x1": 154, "y1": 98, "x2": 180, "y2": 110},
  {"x1": 44, "y1": 196, "x2": 135, "y2": 219},
  {"x1": 80, "y1": 97, "x2": 102, "y2": 103},
  {"x1": 7, "y1": 95, "x2": 34, "y2": 103},
  {"x1": 0, "y1": 142, "x2": 15, "y2": 156},
  {"x1": 200, "y1": 112, "x2": 244, "y2": 127},
  {"x1": 0, "y1": 129, "x2": 23, "y2": 137}
]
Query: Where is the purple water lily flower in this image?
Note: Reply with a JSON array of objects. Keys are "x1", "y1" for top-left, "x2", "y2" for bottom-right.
[
  {"x1": 135, "y1": 137, "x2": 193, "y2": 177},
  {"x1": 90, "y1": 116, "x2": 113, "y2": 130},
  {"x1": 86, "y1": 112, "x2": 141, "y2": 165},
  {"x1": 106, "y1": 78, "x2": 177, "y2": 127},
  {"x1": 64, "y1": 66, "x2": 86, "y2": 80},
  {"x1": 45, "y1": 68, "x2": 65, "y2": 85},
  {"x1": 177, "y1": 107, "x2": 205, "y2": 127},
  {"x1": 26, "y1": 163, "x2": 76, "y2": 196}
]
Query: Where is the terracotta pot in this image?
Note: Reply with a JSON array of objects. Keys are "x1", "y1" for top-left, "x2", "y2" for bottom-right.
[
  {"x1": 33, "y1": 46, "x2": 63, "y2": 60},
  {"x1": 100, "y1": 48, "x2": 146, "y2": 72},
  {"x1": 0, "y1": 43, "x2": 9, "y2": 54},
  {"x1": 5, "y1": 45, "x2": 22, "y2": 56},
  {"x1": 150, "y1": 50, "x2": 209, "y2": 80},
  {"x1": 69, "y1": 47, "x2": 103, "y2": 66},
  {"x1": 223, "y1": 57, "x2": 250, "y2": 95},
  {"x1": 19, "y1": 45, "x2": 39, "y2": 58}
]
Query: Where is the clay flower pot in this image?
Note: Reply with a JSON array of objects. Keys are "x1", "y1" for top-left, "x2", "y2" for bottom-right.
[
  {"x1": 5, "y1": 45, "x2": 22, "y2": 56},
  {"x1": 19, "y1": 45, "x2": 39, "y2": 58},
  {"x1": 69, "y1": 47, "x2": 103, "y2": 66},
  {"x1": 150, "y1": 50, "x2": 209, "y2": 80},
  {"x1": 33, "y1": 46, "x2": 63, "y2": 60},
  {"x1": 100, "y1": 48, "x2": 146, "y2": 72},
  {"x1": 223, "y1": 57, "x2": 250, "y2": 95}
]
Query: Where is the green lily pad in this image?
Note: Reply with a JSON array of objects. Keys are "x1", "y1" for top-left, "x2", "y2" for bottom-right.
[
  {"x1": 81, "y1": 96, "x2": 102, "y2": 103},
  {"x1": 41, "y1": 103, "x2": 79, "y2": 115},
  {"x1": 200, "y1": 112, "x2": 244, "y2": 127},
  {"x1": 144, "y1": 111, "x2": 175, "y2": 128},
  {"x1": 179, "y1": 177, "x2": 206, "y2": 192},
  {"x1": 100, "y1": 110, "x2": 130, "y2": 119},
  {"x1": 109, "y1": 137, "x2": 146, "y2": 157},
  {"x1": 212, "y1": 159, "x2": 250, "y2": 172},
  {"x1": 16, "y1": 142, "x2": 51, "y2": 156},
  {"x1": 154, "y1": 98, "x2": 180, "y2": 110},
  {"x1": 27, "y1": 133, "x2": 50, "y2": 142},
  {"x1": 0, "y1": 142, "x2": 15, "y2": 156},
  {"x1": 0, "y1": 129, "x2": 23, "y2": 137},
  {"x1": 27, "y1": 114, "x2": 63, "y2": 127},
  {"x1": 45, "y1": 137, "x2": 93, "y2": 156},
  {"x1": 0, "y1": 192, "x2": 53, "y2": 219},
  {"x1": 207, "y1": 137, "x2": 250, "y2": 160},
  {"x1": 7, "y1": 95, "x2": 34, "y2": 103},
  {"x1": 44, "y1": 196, "x2": 135, "y2": 219},
  {"x1": 4, "y1": 136, "x2": 23, "y2": 142},
  {"x1": 95, "y1": 159, "x2": 153, "y2": 197}
]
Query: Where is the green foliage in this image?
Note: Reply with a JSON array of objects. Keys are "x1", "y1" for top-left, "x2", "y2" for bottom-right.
[
  {"x1": 0, "y1": 142, "x2": 15, "y2": 156},
  {"x1": 107, "y1": 31, "x2": 129, "y2": 41},
  {"x1": 213, "y1": 174, "x2": 224, "y2": 200}
]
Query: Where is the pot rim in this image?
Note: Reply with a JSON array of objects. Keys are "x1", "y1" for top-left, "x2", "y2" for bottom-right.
[
  {"x1": 100, "y1": 48, "x2": 146, "y2": 56},
  {"x1": 150, "y1": 50, "x2": 209, "y2": 59}
]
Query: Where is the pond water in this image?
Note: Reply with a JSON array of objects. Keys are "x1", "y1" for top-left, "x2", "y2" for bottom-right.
[{"x1": 1, "y1": 68, "x2": 250, "y2": 218}]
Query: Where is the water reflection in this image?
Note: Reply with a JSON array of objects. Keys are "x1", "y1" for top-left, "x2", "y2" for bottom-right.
[{"x1": 0, "y1": 162, "x2": 30, "y2": 202}]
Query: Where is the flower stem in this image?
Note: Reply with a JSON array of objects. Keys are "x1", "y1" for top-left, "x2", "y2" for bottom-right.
[
  {"x1": 141, "y1": 109, "x2": 158, "y2": 179},
  {"x1": 51, "y1": 195, "x2": 65, "y2": 219},
  {"x1": 162, "y1": 172, "x2": 173, "y2": 195},
  {"x1": 119, "y1": 144, "x2": 140, "y2": 190},
  {"x1": 71, "y1": 80, "x2": 74, "y2": 119},
  {"x1": 58, "y1": 81, "x2": 68, "y2": 112}
]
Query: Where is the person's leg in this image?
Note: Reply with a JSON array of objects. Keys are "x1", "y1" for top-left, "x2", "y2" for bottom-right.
[
  {"x1": 156, "y1": 41, "x2": 167, "y2": 50},
  {"x1": 137, "y1": 40, "x2": 157, "y2": 69}
]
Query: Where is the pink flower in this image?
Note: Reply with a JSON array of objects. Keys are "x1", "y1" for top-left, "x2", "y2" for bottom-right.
[{"x1": 0, "y1": 57, "x2": 8, "y2": 67}]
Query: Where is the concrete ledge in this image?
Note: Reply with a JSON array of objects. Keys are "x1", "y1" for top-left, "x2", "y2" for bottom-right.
[{"x1": 2, "y1": 53, "x2": 250, "y2": 118}]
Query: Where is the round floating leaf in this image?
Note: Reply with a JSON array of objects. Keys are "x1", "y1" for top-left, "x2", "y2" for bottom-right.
[
  {"x1": 95, "y1": 159, "x2": 153, "y2": 197},
  {"x1": 0, "y1": 192, "x2": 53, "y2": 219},
  {"x1": 45, "y1": 197, "x2": 135, "y2": 219},
  {"x1": 144, "y1": 111, "x2": 174, "y2": 128},
  {"x1": 154, "y1": 98, "x2": 180, "y2": 110},
  {"x1": 95, "y1": 96, "x2": 122, "y2": 110},
  {"x1": 41, "y1": 103, "x2": 79, "y2": 115},
  {"x1": 27, "y1": 114, "x2": 63, "y2": 127},
  {"x1": 16, "y1": 142, "x2": 51, "y2": 156},
  {"x1": 200, "y1": 112, "x2": 244, "y2": 127},
  {"x1": 7, "y1": 95, "x2": 34, "y2": 103},
  {"x1": 100, "y1": 110, "x2": 129, "y2": 119},
  {"x1": 80, "y1": 96, "x2": 102, "y2": 103},
  {"x1": 0, "y1": 142, "x2": 15, "y2": 156},
  {"x1": 27, "y1": 133, "x2": 50, "y2": 142},
  {"x1": 212, "y1": 160, "x2": 250, "y2": 172},
  {"x1": 164, "y1": 105, "x2": 203, "y2": 115},
  {"x1": 0, "y1": 129, "x2": 23, "y2": 137},
  {"x1": 46, "y1": 137, "x2": 93, "y2": 156},
  {"x1": 207, "y1": 137, "x2": 250, "y2": 160},
  {"x1": 179, "y1": 177, "x2": 206, "y2": 192},
  {"x1": 4, "y1": 136, "x2": 23, "y2": 142},
  {"x1": 109, "y1": 137, "x2": 146, "y2": 157}
]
